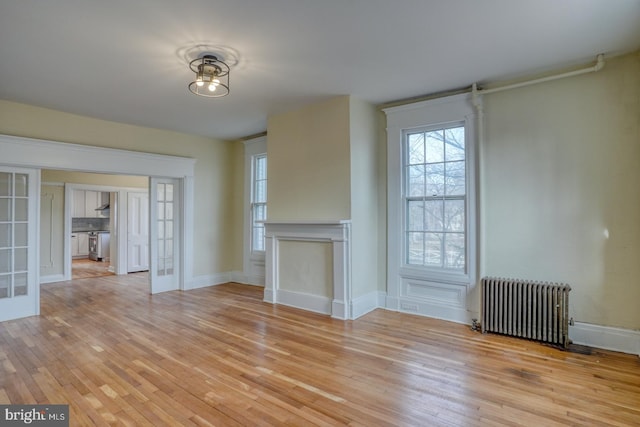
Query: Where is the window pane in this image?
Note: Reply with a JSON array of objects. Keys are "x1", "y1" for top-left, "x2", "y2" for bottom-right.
[
  {"x1": 425, "y1": 233, "x2": 443, "y2": 267},
  {"x1": 165, "y1": 202, "x2": 173, "y2": 220},
  {"x1": 254, "y1": 204, "x2": 266, "y2": 221},
  {"x1": 157, "y1": 184, "x2": 165, "y2": 202},
  {"x1": 445, "y1": 127, "x2": 465, "y2": 161},
  {"x1": 426, "y1": 163, "x2": 445, "y2": 197},
  {"x1": 158, "y1": 201, "x2": 165, "y2": 220},
  {"x1": 445, "y1": 233, "x2": 465, "y2": 270},
  {"x1": 407, "y1": 133, "x2": 425, "y2": 164},
  {"x1": 165, "y1": 220, "x2": 173, "y2": 239},
  {"x1": 0, "y1": 199, "x2": 10, "y2": 221},
  {"x1": 255, "y1": 180, "x2": 267, "y2": 203},
  {"x1": 14, "y1": 174, "x2": 28, "y2": 197},
  {"x1": 14, "y1": 223, "x2": 27, "y2": 247},
  {"x1": 445, "y1": 161, "x2": 465, "y2": 196},
  {"x1": 165, "y1": 239, "x2": 173, "y2": 259},
  {"x1": 425, "y1": 131, "x2": 444, "y2": 163},
  {"x1": 0, "y1": 274, "x2": 9, "y2": 298},
  {"x1": 407, "y1": 200, "x2": 424, "y2": 231},
  {"x1": 14, "y1": 248, "x2": 27, "y2": 271},
  {"x1": 407, "y1": 165, "x2": 425, "y2": 197},
  {"x1": 444, "y1": 200, "x2": 465, "y2": 232},
  {"x1": 255, "y1": 156, "x2": 267, "y2": 180},
  {"x1": 252, "y1": 227, "x2": 265, "y2": 251},
  {"x1": 0, "y1": 224, "x2": 10, "y2": 247},
  {"x1": 15, "y1": 199, "x2": 27, "y2": 221},
  {"x1": 425, "y1": 200, "x2": 443, "y2": 231},
  {"x1": 407, "y1": 232, "x2": 424, "y2": 265},
  {"x1": 0, "y1": 249, "x2": 10, "y2": 273},
  {"x1": 0, "y1": 173, "x2": 11, "y2": 197},
  {"x1": 14, "y1": 272, "x2": 27, "y2": 296}
]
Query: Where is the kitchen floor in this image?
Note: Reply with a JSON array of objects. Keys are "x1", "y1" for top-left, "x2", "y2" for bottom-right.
[{"x1": 72, "y1": 258, "x2": 114, "y2": 280}]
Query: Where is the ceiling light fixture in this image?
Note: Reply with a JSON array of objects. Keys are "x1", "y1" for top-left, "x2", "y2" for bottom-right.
[{"x1": 188, "y1": 54, "x2": 230, "y2": 97}]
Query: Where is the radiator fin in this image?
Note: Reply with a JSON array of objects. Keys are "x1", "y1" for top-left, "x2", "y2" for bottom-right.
[{"x1": 481, "y1": 277, "x2": 571, "y2": 349}]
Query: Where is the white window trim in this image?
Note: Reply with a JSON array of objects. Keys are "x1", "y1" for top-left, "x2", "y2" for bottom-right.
[
  {"x1": 384, "y1": 94, "x2": 478, "y2": 324},
  {"x1": 242, "y1": 136, "x2": 267, "y2": 286}
]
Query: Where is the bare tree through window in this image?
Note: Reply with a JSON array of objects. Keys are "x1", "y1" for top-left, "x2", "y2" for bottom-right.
[{"x1": 405, "y1": 124, "x2": 466, "y2": 270}]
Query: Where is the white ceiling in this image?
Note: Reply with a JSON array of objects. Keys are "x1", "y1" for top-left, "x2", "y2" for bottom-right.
[{"x1": 1, "y1": 1, "x2": 639, "y2": 140}]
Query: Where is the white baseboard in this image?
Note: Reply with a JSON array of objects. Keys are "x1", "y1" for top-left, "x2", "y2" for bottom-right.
[
  {"x1": 570, "y1": 322, "x2": 640, "y2": 356},
  {"x1": 351, "y1": 291, "x2": 386, "y2": 319},
  {"x1": 276, "y1": 289, "x2": 332, "y2": 315},
  {"x1": 40, "y1": 274, "x2": 65, "y2": 284}
]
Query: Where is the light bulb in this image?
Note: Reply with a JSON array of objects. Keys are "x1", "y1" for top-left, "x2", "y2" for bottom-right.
[
  {"x1": 196, "y1": 79, "x2": 204, "y2": 87},
  {"x1": 212, "y1": 78, "x2": 220, "y2": 85},
  {"x1": 208, "y1": 84, "x2": 217, "y2": 92}
]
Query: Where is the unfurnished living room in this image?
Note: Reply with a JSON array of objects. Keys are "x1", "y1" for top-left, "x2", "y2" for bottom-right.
[{"x1": 1, "y1": 1, "x2": 639, "y2": 426}]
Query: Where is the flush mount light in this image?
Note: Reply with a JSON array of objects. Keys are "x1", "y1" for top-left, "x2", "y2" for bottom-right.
[{"x1": 188, "y1": 54, "x2": 230, "y2": 97}]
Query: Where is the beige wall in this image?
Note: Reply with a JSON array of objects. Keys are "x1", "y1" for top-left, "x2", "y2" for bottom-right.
[
  {"x1": 349, "y1": 98, "x2": 382, "y2": 297},
  {"x1": 481, "y1": 52, "x2": 640, "y2": 329},
  {"x1": 0, "y1": 100, "x2": 243, "y2": 277},
  {"x1": 267, "y1": 96, "x2": 351, "y2": 220}
]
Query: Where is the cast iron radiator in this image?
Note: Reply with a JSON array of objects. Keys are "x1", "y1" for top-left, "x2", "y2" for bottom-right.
[{"x1": 481, "y1": 277, "x2": 571, "y2": 349}]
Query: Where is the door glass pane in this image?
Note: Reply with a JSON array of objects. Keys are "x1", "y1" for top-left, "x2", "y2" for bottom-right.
[
  {"x1": 0, "y1": 224, "x2": 10, "y2": 247},
  {"x1": 165, "y1": 202, "x2": 173, "y2": 220},
  {"x1": 14, "y1": 248, "x2": 27, "y2": 271},
  {"x1": 0, "y1": 249, "x2": 10, "y2": 273},
  {"x1": 0, "y1": 199, "x2": 10, "y2": 221},
  {"x1": 165, "y1": 239, "x2": 173, "y2": 259},
  {"x1": 14, "y1": 273, "x2": 27, "y2": 296},
  {"x1": 157, "y1": 184, "x2": 165, "y2": 202},
  {"x1": 165, "y1": 220, "x2": 173, "y2": 239},
  {"x1": 157, "y1": 258, "x2": 165, "y2": 276},
  {"x1": 158, "y1": 221, "x2": 165, "y2": 239},
  {"x1": 0, "y1": 275, "x2": 9, "y2": 298},
  {"x1": 15, "y1": 199, "x2": 28, "y2": 221},
  {"x1": 14, "y1": 174, "x2": 28, "y2": 197},
  {"x1": 0, "y1": 173, "x2": 11, "y2": 197},
  {"x1": 15, "y1": 223, "x2": 27, "y2": 247},
  {"x1": 165, "y1": 184, "x2": 173, "y2": 202}
]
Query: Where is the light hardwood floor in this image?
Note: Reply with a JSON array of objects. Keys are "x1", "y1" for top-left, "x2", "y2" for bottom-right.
[{"x1": 1, "y1": 274, "x2": 639, "y2": 426}]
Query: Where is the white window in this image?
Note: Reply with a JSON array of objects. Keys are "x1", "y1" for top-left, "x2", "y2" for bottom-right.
[
  {"x1": 243, "y1": 136, "x2": 267, "y2": 285},
  {"x1": 251, "y1": 154, "x2": 267, "y2": 253},
  {"x1": 384, "y1": 94, "x2": 477, "y2": 323},
  {"x1": 404, "y1": 123, "x2": 466, "y2": 270}
]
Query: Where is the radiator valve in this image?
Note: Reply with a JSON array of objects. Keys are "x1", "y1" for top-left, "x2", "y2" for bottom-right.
[{"x1": 471, "y1": 318, "x2": 481, "y2": 331}]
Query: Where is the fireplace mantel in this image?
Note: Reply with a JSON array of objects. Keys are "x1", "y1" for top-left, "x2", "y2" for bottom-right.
[{"x1": 263, "y1": 220, "x2": 352, "y2": 319}]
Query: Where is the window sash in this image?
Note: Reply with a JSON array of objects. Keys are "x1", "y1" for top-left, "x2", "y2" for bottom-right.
[
  {"x1": 402, "y1": 123, "x2": 467, "y2": 272},
  {"x1": 251, "y1": 155, "x2": 267, "y2": 254}
]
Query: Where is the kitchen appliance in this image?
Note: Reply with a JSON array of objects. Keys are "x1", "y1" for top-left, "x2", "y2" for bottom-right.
[{"x1": 88, "y1": 231, "x2": 110, "y2": 262}]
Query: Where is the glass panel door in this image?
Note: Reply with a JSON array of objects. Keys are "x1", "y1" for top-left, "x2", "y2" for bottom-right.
[
  {"x1": 149, "y1": 177, "x2": 180, "y2": 294},
  {"x1": 0, "y1": 168, "x2": 39, "y2": 321}
]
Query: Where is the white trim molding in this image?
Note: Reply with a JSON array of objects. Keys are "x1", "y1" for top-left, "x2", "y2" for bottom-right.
[
  {"x1": 264, "y1": 221, "x2": 352, "y2": 319},
  {"x1": 570, "y1": 322, "x2": 640, "y2": 356},
  {"x1": 383, "y1": 93, "x2": 479, "y2": 325}
]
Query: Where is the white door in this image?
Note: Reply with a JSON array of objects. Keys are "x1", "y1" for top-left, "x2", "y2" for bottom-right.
[
  {"x1": 149, "y1": 178, "x2": 180, "y2": 294},
  {"x1": 0, "y1": 168, "x2": 39, "y2": 322},
  {"x1": 127, "y1": 191, "x2": 149, "y2": 273}
]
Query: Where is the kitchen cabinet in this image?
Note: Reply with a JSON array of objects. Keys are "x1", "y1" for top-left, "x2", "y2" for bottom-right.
[
  {"x1": 72, "y1": 190, "x2": 109, "y2": 218},
  {"x1": 71, "y1": 232, "x2": 89, "y2": 258}
]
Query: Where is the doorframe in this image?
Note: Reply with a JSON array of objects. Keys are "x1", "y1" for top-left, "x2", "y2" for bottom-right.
[
  {"x1": 64, "y1": 184, "x2": 150, "y2": 280},
  {"x1": 0, "y1": 134, "x2": 196, "y2": 292}
]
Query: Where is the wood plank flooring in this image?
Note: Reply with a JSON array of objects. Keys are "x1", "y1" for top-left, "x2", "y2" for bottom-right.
[
  {"x1": 72, "y1": 259, "x2": 115, "y2": 280},
  {"x1": 1, "y1": 274, "x2": 639, "y2": 426}
]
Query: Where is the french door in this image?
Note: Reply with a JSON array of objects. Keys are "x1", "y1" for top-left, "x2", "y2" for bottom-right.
[
  {"x1": 149, "y1": 178, "x2": 181, "y2": 294},
  {"x1": 0, "y1": 167, "x2": 39, "y2": 321}
]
